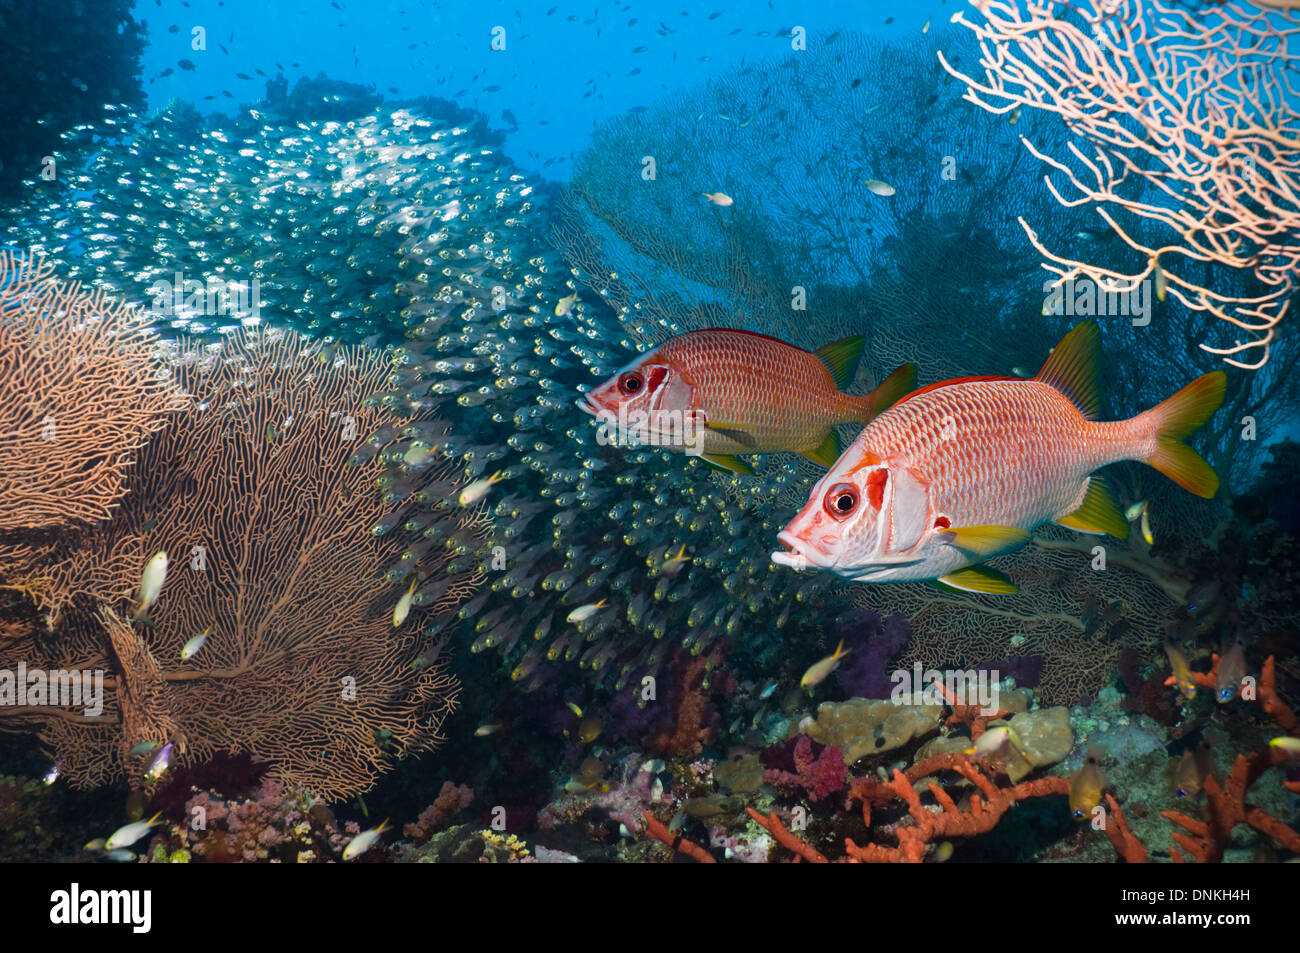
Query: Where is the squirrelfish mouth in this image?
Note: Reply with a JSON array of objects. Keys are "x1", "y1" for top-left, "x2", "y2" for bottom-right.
[
  {"x1": 771, "y1": 531, "x2": 815, "y2": 571},
  {"x1": 577, "y1": 394, "x2": 605, "y2": 418}
]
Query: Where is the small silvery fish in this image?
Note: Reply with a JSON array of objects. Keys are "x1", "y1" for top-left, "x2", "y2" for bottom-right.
[
  {"x1": 702, "y1": 191, "x2": 733, "y2": 206},
  {"x1": 863, "y1": 178, "x2": 895, "y2": 196},
  {"x1": 127, "y1": 740, "x2": 161, "y2": 758}
]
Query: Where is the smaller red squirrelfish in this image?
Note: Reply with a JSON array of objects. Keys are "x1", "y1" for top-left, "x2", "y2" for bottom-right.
[{"x1": 580, "y1": 329, "x2": 915, "y2": 474}]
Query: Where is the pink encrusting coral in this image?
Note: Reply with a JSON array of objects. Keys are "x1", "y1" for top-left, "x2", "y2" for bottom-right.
[{"x1": 762, "y1": 735, "x2": 847, "y2": 802}]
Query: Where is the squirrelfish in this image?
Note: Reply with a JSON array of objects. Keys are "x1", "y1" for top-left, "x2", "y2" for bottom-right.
[
  {"x1": 1069, "y1": 745, "x2": 1106, "y2": 821},
  {"x1": 135, "y1": 550, "x2": 169, "y2": 619},
  {"x1": 773, "y1": 322, "x2": 1225, "y2": 593},
  {"x1": 106, "y1": 812, "x2": 164, "y2": 851},
  {"x1": 1164, "y1": 640, "x2": 1197, "y2": 701},
  {"x1": 581, "y1": 328, "x2": 915, "y2": 474},
  {"x1": 343, "y1": 819, "x2": 389, "y2": 861},
  {"x1": 1215, "y1": 636, "x2": 1247, "y2": 704},
  {"x1": 800, "y1": 639, "x2": 851, "y2": 690}
]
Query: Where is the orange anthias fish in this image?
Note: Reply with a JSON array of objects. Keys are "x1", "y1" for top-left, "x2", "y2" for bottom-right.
[
  {"x1": 580, "y1": 329, "x2": 916, "y2": 474},
  {"x1": 772, "y1": 321, "x2": 1226, "y2": 593}
]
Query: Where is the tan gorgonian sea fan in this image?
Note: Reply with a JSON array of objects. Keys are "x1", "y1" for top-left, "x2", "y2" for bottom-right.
[
  {"x1": 0, "y1": 250, "x2": 185, "y2": 532},
  {"x1": 0, "y1": 328, "x2": 485, "y2": 801}
]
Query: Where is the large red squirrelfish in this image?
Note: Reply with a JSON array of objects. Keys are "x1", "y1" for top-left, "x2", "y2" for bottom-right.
[
  {"x1": 580, "y1": 329, "x2": 915, "y2": 473},
  {"x1": 772, "y1": 321, "x2": 1226, "y2": 593}
]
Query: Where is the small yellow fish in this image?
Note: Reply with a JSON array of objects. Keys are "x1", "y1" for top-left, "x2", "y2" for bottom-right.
[
  {"x1": 578, "y1": 717, "x2": 603, "y2": 744},
  {"x1": 1164, "y1": 640, "x2": 1197, "y2": 700},
  {"x1": 105, "y1": 812, "x2": 164, "y2": 851},
  {"x1": 1269, "y1": 737, "x2": 1300, "y2": 760},
  {"x1": 180, "y1": 625, "x2": 211, "y2": 661},
  {"x1": 1124, "y1": 499, "x2": 1146, "y2": 522},
  {"x1": 800, "y1": 639, "x2": 851, "y2": 691},
  {"x1": 565, "y1": 701, "x2": 585, "y2": 719},
  {"x1": 1140, "y1": 499, "x2": 1153, "y2": 546},
  {"x1": 567, "y1": 599, "x2": 607, "y2": 624},
  {"x1": 863, "y1": 178, "x2": 895, "y2": 197},
  {"x1": 702, "y1": 191, "x2": 733, "y2": 206},
  {"x1": 343, "y1": 819, "x2": 389, "y2": 861},
  {"x1": 660, "y1": 545, "x2": 690, "y2": 578},
  {"x1": 459, "y1": 470, "x2": 506, "y2": 507},
  {"x1": 1069, "y1": 745, "x2": 1106, "y2": 820},
  {"x1": 1153, "y1": 256, "x2": 1167, "y2": 302},
  {"x1": 392, "y1": 577, "x2": 417, "y2": 628},
  {"x1": 966, "y1": 725, "x2": 1031, "y2": 764},
  {"x1": 135, "y1": 550, "x2": 169, "y2": 620},
  {"x1": 475, "y1": 723, "x2": 503, "y2": 737},
  {"x1": 555, "y1": 293, "x2": 579, "y2": 317}
]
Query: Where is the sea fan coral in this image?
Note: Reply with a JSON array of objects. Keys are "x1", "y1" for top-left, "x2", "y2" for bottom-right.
[{"x1": 0, "y1": 328, "x2": 482, "y2": 801}]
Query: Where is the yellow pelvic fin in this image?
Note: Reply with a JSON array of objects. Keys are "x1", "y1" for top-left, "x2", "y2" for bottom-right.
[
  {"x1": 934, "y1": 564, "x2": 1019, "y2": 595},
  {"x1": 800, "y1": 429, "x2": 843, "y2": 467},
  {"x1": 1035, "y1": 321, "x2": 1101, "y2": 419},
  {"x1": 699, "y1": 453, "x2": 754, "y2": 475},
  {"x1": 813, "y1": 336, "x2": 866, "y2": 390},
  {"x1": 944, "y1": 525, "x2": 1031, "y2": 558},
  {"x1": 1057, "y1": 476, "x2": 1129, "y2": 538}
]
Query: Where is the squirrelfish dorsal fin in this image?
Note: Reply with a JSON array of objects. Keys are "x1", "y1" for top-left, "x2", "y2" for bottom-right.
[
  {"x1": 813, "y1": 336, "x2": 866, "y2": 390},
  {"x1": 1035, "y1": 321, "x2": 1101, "y2": 419}
]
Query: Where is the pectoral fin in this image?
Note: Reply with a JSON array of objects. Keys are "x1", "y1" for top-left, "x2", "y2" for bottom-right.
[
  {"x1": 1057, "y1": 476, "x2": 1129, "y2": 538},
  {"x1": 700, "y1": 453, "x2": 754, "y2": 475},
  {"x1": 944, "y1": 525, "x2": 1031, "y2": 557},
  {"x1": 800, "y1": 430, "x2": 842, "y2": 467},
  {"x1": 933, "y1": 564, "x2": 1019, "y2": 595},
  {"x1": 702, "y1": 419, "x2": 757, "y2": 447}
]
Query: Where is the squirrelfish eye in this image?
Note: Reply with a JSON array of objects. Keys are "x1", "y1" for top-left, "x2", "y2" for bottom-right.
[
  {"x1": 823, "y1": 483, "x2": 859, "y2": 520},
  {"x1": 618, "y1": 372, "x2": 643, "y2": 395}
]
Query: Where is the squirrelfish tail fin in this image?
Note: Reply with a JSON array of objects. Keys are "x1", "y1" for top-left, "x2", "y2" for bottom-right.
[{"x1": 1140, "y1": 371, "x2": 1226, "y2": 498}]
